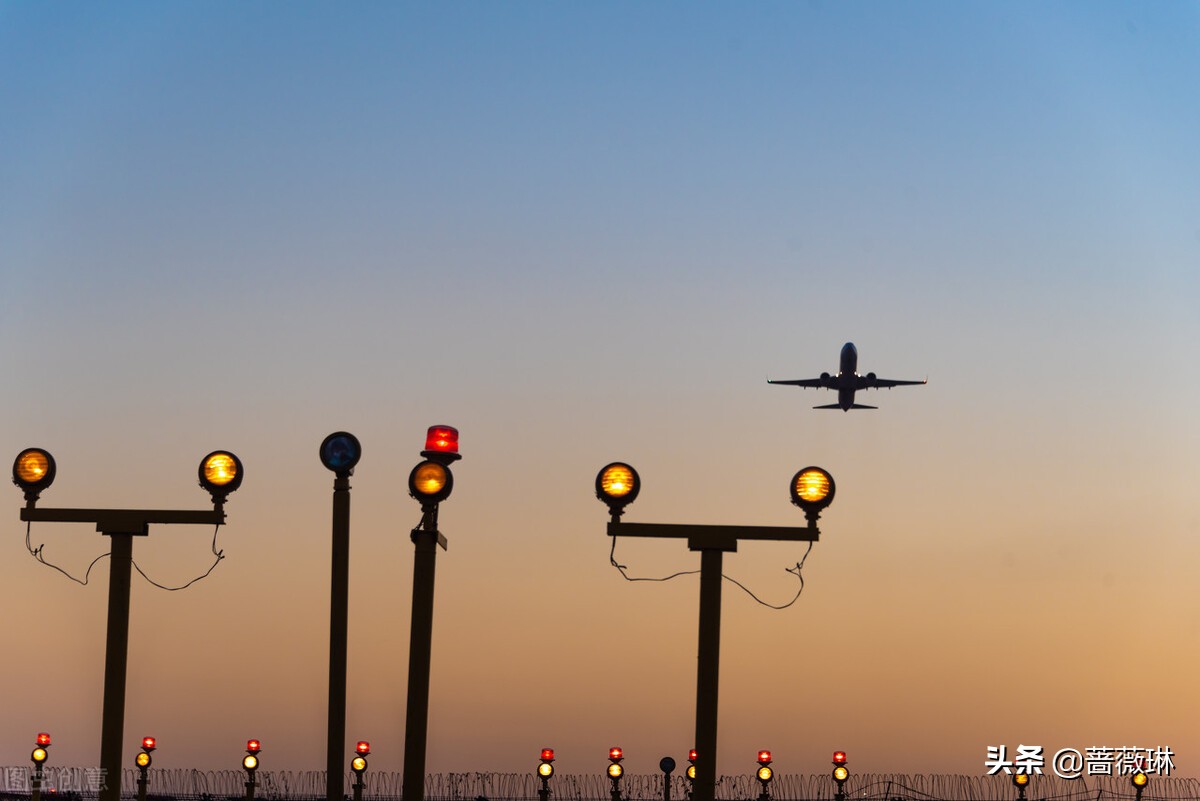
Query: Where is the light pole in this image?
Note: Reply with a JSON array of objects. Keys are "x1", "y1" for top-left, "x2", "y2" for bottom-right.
[
  {"x1": 351, "y1": 741, "x2": 370, "y2": 801},
  {"x1": 401, "y1": 425, "x2": 460, "y2": 801},
  {"x1": 537, "y1": 748, "x2": 555, "y2": 801},
  {"x1": 13, "y1": 448, "x2": 243, "y2": 801},
  {"x1": 243, "y1": 739, "x2": 261, "y2": 801},
  {"x1": 320, "y1": 432, "x2": 363, "y2": 801},
  {"x1": 595, "y1": 463, "x2": 835, "y2": 801},
  {"x1": 755, "y1": 751, "x2": 773, "y2": 801}
]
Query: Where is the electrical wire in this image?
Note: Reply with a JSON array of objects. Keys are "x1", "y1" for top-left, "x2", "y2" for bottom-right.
[
  {"x1": 608, "y1": 534, "x2": 814, "y2": 609},
  {"x1": 26, "y1": 521, "x2": 110, "y2": 586},
  {"x1": 25, "y1": 521, "x2": 226, "y2": 591}
]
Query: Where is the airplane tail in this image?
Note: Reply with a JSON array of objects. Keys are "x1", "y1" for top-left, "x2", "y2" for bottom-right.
[{"x1": 813, "y1": 403, "x2": 877, "y2": 410}]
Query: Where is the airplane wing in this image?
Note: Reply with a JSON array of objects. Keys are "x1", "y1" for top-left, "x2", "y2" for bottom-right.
[
  {"x1": 767, "y1": 378, "x2": 824, "y2": 388},
  {"x1": 857, "y1": 376, "x2": 927, "y2": 389}
]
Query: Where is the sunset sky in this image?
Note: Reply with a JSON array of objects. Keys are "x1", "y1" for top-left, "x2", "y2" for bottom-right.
[{"x1": 3, "y1": 1, "x2": 1199, "y2": 782}]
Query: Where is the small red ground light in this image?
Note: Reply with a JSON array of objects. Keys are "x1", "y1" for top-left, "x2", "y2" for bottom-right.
[
  {"x1": 541, "y1": 749, "x2": 555, "y2": 762},
  {"x1": 609, "y1": 747, "x2": 623, "y2": 761},
  {"x1": 37, "y1": 733, "x2": 51, "y2": 747},
  {"x1": 142, "y1": 737, "x2": 156, "y2": 752},
  {"x1": 758, "y1": 751, "x2": 772, "y2": 764},
  {"x1": 247, "y1": 740, "x2": 261, "y2": 754},
  {"x1": 833, "y1": 751, "x2": 847, "y2": 765},
  {"x1": 356, "y1": 741, "x2": 371, "y2": 756}
]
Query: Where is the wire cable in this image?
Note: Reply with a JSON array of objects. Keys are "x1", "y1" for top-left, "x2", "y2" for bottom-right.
[
  {"x1": 25, "y1": 521, "x2": 226, "y2": 591},
  {"x1": 132, "y1": 523, "x2": 225, "y2": 591},
  {"x1": 25, "y1": 521, "x2": 110, "y2": 585},
  {"x1": 608, "y1": 534, "x2": 814, "y2": 609}
]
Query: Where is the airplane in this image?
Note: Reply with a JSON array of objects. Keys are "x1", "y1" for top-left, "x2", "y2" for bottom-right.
[{"x1": 768, "y1": 342, "x2": 926, "y2": 411}]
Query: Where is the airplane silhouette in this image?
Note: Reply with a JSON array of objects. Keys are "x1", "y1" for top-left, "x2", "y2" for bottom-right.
[{"x1": 768, "y1": 342, "x2": 926, "y2": 411}]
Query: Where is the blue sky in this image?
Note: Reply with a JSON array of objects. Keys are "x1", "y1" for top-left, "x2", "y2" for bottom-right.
[{"x1": 3, "y1": 0, "x2": 1199, "y2": 780}]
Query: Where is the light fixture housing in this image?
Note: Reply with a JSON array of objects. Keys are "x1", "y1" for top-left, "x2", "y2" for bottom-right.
[
  {"x1": 757, "y1": 766, "x2": 773, "y2": 783},
  {"x1": 36, "y1": 733, "x2": 52, "y2": 748},
  {"x1": 199, "y1": 451, "x2": 244, "y2": 503},
  {"x1": 355, "y1": 741, "x2": 371, "y2": 756},
  {"x1": 243, "y1": 754, "x2": 258, "y2": 771},
  {"x1": 537, "y1": 762, "x2": 554, "y2": 779},
  {"x1": 320, "y1": 432, "x2": 362, "y2": 477},
  {"x1": 757, "y1": 750, "x2": 772, "y2": 765},
  {"x1": 790, "y1": 466, "x2": 835, "y2": 524},
  {"x1": 246, "y1": 739, "x2": 262, "y2": 754},
  {"x1": 833, "y1": 766, "x2": 849, "y2": 784},
  {"x1": 421, "y1": 425, "x2": 462, "y2": 466},
  {"x1": 1013, "y1": 772, "x2": 1030, "y2": 788},
  {"x1": 142, "y1": 737, "x2": 157, "y2": 752},
  {"x1": 13, "y1": 449, "x2": 56, "y2": 502},
  {"x1": 607, "y1": 763, "x2": 624, "y2": 779},
  {"x1": 541, "y1": 749, "x2": 555, "y2": 762},
  {"x1": 1132, "y1": 772, "x2": 1148, "y2": 789},
  {"x1": 596, "y1": 463, "x2": 640, "y2": 518},
  {"x1": 135, "y1": 752, "x2": 152, "y2": 769},
  {"x1": 409, "y1": 460, "x2": 453, "y2": 506},
  {"x1": 352, "y1": 756, "x2": 368, "y2": 774},
  {"x1": 31, "y1": 747, "x2": 48, "y2": 765}
]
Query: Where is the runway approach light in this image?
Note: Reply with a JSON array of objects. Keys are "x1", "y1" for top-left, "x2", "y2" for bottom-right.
[
  {"x1": 756, "y1": 750, "x2": 774, "y2": 798},
  {"x1": 199, "y1": 451, "x2": 244, "y2": 504},
  {"x1": 409, "y1": 460, "x2": 453, "y2": 506},
  {"x1": 790, "y1": 467, "x2": 835, "y2": 525},
  {"x1": 243, "y1": 739, "x2": 261, "y2": 772},
  {"x1": 608, "y1": 746, "x2": 625, "y2": 779},
  {"x1": 13, "y1": 449, "x2": 56, "y2": 503},
  {"x1": 31, "y1": 731, "x2": 50, "y2": 767},
  {"x1": 595, "y1": 462, "x2": 640, "y2": 519},
  {"x1": 687, "y1": 749, "x2": 697, "y2": 781},
  {"x1": 320, "y1": 432, "x2": 362, "y2": 477},
  {"x1": 1132, "y1": 770, "x2": 1148, "y2": 801},
  {"x1": 832, "y1": 751, "x2": 849, "y2": 800}
]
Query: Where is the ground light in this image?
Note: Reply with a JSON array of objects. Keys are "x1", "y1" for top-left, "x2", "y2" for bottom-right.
[
  {"x1": 537, "y1": 749, "x2": 555, "y2": 801},
  {"x1": 595, "y1": 463, "x2": 835, "y2": 801},
  {"x1": 135, "y1": 737, "x2": 155, "y2": 801},
  {"x1": 243, "y1": 739, "x2": 261, "y2": 801},
  {"x1": 30, "y1": 733, "x2": 50, "y2": 801},
  {"x1": 402, "y1": 426, "x2": 460, "y2": 801},
  {"x1": 13, "y1": 449, "x2": 242, "y2": 801},
  {"x1": 1132, "y1": 770, "x2": 1149, "y2": 801},
  {"x1": 832, "y1": 751, "x2": 849, "y2": 801},
  {"x1": 756, "y1": 751, "x2": 774, "y2": 801},
  {"x1": 1012, "y1": 771, "x2": 1029, "y2": 801},
  {"x1": 607, "y1": 748, "x2": 625, "y2": 801},
  {"x1": 351, "y1": 741, "x2": 370, "y2": 801}
]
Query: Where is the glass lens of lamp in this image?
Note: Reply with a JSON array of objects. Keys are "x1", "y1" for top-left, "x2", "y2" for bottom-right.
[
  {"x1": 243, "y1": 755, "x2": 258, "y2": 771},
  {"x1": 412, "y1": 462, "x2": 448, "y2": 496},
  {"x1": 758, "y1": 767, "x2": 773, "y2": 782},
  {"x1": 1133, "y1": 773, "x2": 1148, "y2": 787},
  {"x1": 833, "y1": 767, "x2": 848, "y2": 782},
  {"x1": 356, "y1": 741, "x2": 370, "y2": 755},
  {"x1": 142, "y1": 737, "x2": 156, "y2": 750},
  {"x1": 36, "y1": 733, "x2": 52, "y2": 747},
  {"x1": 136, "y1": 753, "x2": 151, "y2": 768},
  {"x1": 246, "y1": 740, "x2": 261, "y2": 753},
  {"x1": 16, "y1": 451, "x2": 51, "y2": 486},
  {"x1": 600, "y1": 465, "x2": 635, "y2": 498},
  {"x1": 204, "y1": 453, "x2": 238, "y2": 487},
  {"x1": 352, "y1": 757, "x2": 368, "y2": 773},
  {"x1": 538, "y1": 763, "x2": 554, "y2": 778},
  {"x1": 686, "y1": 766, "x2": 696, "y2": 780},
  {"x1": 758, "y1": 751, "x2": 771, "y2": 764},
  {"x1": 1014, "y1": 773, "x2": 1029, "y2": 786},
  {"x1": 321, "y1": 434, "x2": 361, "y2": 472},
  {"x1": 541, "y1": 749, "x2": 555, "y2": 762},
  {"x1": 832, "y1": 751, "x2": 846, "y2": 765},
  {"x1": 608, "y1": 764, "x2": 623, "y2": 779},
  {"x1": 32, "y1": 748, "x2": 47, "y2": 763},
  {"x1": 424, "y1": 426, "x2": 459, "y2": 454},
  {"x1": 795, "y1": 469, "x2": 830, "y2": 503}
]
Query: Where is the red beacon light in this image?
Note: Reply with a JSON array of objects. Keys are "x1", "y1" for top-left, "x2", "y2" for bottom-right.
[
  {"x1": 758, "y1": 751, "x2": 772, "y2": 764},
  {"x1": 609, "y1": 747, "x2": 624, "y2": 761},
  {"x1": 541, "y1": 749, "x2": 556, "y2": 762},
  {"x1": 356, "y1": 741, "x2": 371, "y2": 756},
  {"x1": 37, "y1": 733, "x2": 52, "y2": 747},
  {"x1": 421, "y1": 425, "x2": 461, "y2": 464},
  {"x1": 246, "y1": 739, "x2": 262, "y2": 754},
  {"x1": 833, "y1": 751, "x2": 847, "y2": 765},
  {"x1": 142, "y1": 737, "x2": 157, "y2": 752},
  {"x1": 688, "y1": 750, "x2": 698, "y2": 762}
]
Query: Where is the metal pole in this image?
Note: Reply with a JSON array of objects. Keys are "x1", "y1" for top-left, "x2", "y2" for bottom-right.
[
  {"x1": 693, "y1": 548, "x2": 723, "y2": 801},
  {"x1": 402, "y1": 507, "x2": 440, "y2": 801},
  {"x1": 353, "y1": 774, "x2": 364, "y2": 801},
  {"x1": 328, "y1": 475, "x2": 352, "y2": 801},
  {"x1": 137, "y1": 769, "x2": 149, "y2": 801},
  {"x1": 31, "y1": 768, "x2": 43, "y2": 801},
  {"x1": 99, "y1": 532, "x2": 135, "y2": 801},
  {"x1": 245, "y1": 773, "x2": 256, "y2": 801}
]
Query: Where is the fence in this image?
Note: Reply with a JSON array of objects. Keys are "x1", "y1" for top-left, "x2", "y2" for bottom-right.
[{"x1": 4, "y1": 771, "x2": 1199, "y2": 801}]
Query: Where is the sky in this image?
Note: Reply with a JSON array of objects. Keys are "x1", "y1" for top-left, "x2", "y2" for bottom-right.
[{"x1": 2, "y1": 0, "x2": 1199, "y2": 783}]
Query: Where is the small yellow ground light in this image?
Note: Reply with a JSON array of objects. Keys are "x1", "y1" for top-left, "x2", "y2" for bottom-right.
[
  {"x1": 794, "y1": 469, "x2": 830, "y2": 503},
  {"x1": 607, "y1": 763, "x2": 624, "y2": 779},
  {"x1": 412, "y1": 462, "x2": 448, "y2": 496},
  {"x1": 16, "y1": 450, "x2": 51, "y2": 485},
  {"x1": 203, "y1": 453, "x2": 238, "y2": 486},
  {"x1": 538, "y1": 763, "x2": 553, "y2": 779},
  {"x1": 135, "y1": 752, "x2": 151, "y2": 769},
  {"x1": 1013, "y1": 773, "x2": 1029, "y2": 787},
  {"x1": 595, "y1": 462, "x2": 640, "y2": 517},
  {"x1": 352, "y1": 756, "x2": 368, "y2": 773},
  {"x1": 1133, "y1": 772, "x2": 1149, "y2": 788},
  {"x1": 242, "y1": 755, "x2": 258, "y2": 771},
  {"x1": 757, "y1": 766, "x2": 773, "y2": 782}
]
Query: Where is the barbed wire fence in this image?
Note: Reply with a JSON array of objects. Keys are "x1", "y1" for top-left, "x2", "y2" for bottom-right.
[{"x1": 4, "y1": 771, "x2": 1200, "y2": 801}]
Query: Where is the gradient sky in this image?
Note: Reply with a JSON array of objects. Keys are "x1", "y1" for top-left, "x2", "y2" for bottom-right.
[{"x1": 3, "y1": 0, "x2": 1199, "y2": 781}]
